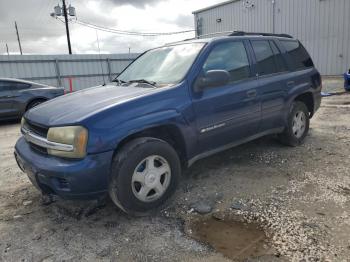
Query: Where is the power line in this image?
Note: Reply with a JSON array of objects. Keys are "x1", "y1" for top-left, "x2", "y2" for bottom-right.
[{"x1": 74, "y1": 20, "x2": 195, "y2": 36}]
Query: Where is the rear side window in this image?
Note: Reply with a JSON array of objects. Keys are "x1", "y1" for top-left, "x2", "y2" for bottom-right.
[
  {"x1": 281, "y1": 40, "x2": 314, "y2": 70},
  {"x1": 203, "y1": 41, "x2": 251, "y2": 82},
  {"x1": 0, "y1": 81, "x2": 30, "y2": 91},
  {"x1": 251, "y1": 40, "x2": 280, "y2": 76},
  {"x1": 0, "y1": 81, "x2": 12, "y2": 91},
  {"x1": 270, "y1": 41, "x2": 287, "y2": 72},
  {"x1": 14, "y1": 82, "x2": 31, "y2": 90}
]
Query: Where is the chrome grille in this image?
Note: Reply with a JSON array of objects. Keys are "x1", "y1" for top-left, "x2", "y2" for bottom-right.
[{"x1": 24, "y1": 119, "x2": 48, "y2": 137}]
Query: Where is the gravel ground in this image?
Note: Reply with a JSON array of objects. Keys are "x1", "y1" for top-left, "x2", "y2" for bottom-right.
[{"x1": 0, "y1": 85, "x2": 349, "y2": 261}]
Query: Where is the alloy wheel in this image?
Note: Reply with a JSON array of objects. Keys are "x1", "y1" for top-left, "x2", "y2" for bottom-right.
[{"x1": 131, "y1": 155, "x2": 171, "y2": 202}]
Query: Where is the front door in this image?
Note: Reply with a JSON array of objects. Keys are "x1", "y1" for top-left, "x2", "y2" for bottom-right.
[{"x1": 191, "y1": 40, "x2": 261, "y2": 154}]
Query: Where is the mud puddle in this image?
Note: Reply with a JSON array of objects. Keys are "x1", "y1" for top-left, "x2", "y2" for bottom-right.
[{"x1": 188, "y1": 216, "x2": 272, "y2": 261}]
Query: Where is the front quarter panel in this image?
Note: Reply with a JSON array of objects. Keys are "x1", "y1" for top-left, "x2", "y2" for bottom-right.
[{"x1": 84, "y1": 84, "x2": 197, "y2": 157}]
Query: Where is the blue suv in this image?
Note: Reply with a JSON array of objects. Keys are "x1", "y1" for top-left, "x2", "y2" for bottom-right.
[{"x1": 14, "y1": 32, "x2": 322, "y2": 215}]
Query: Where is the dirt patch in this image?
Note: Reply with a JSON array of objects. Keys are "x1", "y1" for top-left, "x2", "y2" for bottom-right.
[
  {"x1": 188, "y1": 216, "x2": 271, "y2": 261},
  {"x1": 1, "y1": 91, "x2": 350, "y2": 261}
]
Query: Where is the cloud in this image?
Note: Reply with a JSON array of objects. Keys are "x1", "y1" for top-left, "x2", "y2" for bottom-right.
[
  {"x1": 0, "y1": 0, "x2": 223, "y2": 55},
  {"x1": 159, "y1": 14, "x2": 194, "y2": 28},
  {"x1": 101, "y1": 0, "x2": 161, "y2": 9}
]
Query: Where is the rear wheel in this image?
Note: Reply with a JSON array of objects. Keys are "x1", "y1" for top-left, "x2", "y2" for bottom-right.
[
  {"x1": 278, "y1": 101, "x2": 310, "y2": 146},
  {"x1": 108, "y1": 137, "x2": 181, "y2": 215}
]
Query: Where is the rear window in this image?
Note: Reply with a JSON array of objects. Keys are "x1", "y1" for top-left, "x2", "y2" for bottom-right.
[{"x1": 281, "y1": 40, "x2": 314, "y2": 70}]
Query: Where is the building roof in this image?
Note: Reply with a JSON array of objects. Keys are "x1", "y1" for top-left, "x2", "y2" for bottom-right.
[{"x1": 192, "y1": 0, "x2": 240, "y2": 14}]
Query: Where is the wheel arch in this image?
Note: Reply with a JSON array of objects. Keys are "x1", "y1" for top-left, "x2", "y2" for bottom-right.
[
  {"x1": 25, "y1": 97, "x2": 48, "y2": 111},
  {"x1": 113, "y1": 124, "x2": 188, "y2": 168},
  {"x1": 293, "y1": 92, "x2": 314, "y2": 118}
]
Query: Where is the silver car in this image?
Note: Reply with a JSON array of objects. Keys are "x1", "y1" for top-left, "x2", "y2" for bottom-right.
[{"x1": 0, "y1": 78, "x2": 64, "y2": 120}]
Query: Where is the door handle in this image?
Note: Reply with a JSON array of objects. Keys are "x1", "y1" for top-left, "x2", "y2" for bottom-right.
[
  {"x1": 246, "y1": 90, "x2": 257, "y2": 98},
  {"x1": 287, "y1": 81, "x2": 295, "y2": 87}
]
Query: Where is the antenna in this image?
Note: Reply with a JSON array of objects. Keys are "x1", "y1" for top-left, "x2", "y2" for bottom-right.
[{"x1": 95, "y1": 30, "x2": 106, "y2": 86}]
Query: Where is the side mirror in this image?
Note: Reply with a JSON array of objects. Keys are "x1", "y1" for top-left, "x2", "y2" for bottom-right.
[{"x1": 194, "y1": 70, "x2": 230, "y2": 92}]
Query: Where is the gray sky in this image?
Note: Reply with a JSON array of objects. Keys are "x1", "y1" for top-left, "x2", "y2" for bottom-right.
[{"x1": 0, "y1": 0, "x2": 223, "y2": 55}]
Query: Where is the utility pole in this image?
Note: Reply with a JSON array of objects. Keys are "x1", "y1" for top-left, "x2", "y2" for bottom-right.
[
  {"x1": 62, "y1": 0, "x2": 72, "y2": 54},
  {"x1": 15, "y1": 21, "x2": 23, "y2": 55},
  {"x1": 5, "y1": 43, "x2": 9, "y2": 56},
  {"x1": 51, "y1": 0, "x2": 75, "y2": 54}
]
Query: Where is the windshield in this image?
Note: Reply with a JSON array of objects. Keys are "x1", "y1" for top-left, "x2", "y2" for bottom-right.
[{"x1": 116, "y1": 43, "x2": 205, "y2": 86}]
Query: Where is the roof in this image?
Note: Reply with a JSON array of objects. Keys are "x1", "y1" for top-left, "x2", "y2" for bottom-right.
[
  {"x1": 0, "y1": 78, "x2": 48, "y2": 86},
  {"x1": 192, "y1": 0, "x2": 240, "y2": 14}
]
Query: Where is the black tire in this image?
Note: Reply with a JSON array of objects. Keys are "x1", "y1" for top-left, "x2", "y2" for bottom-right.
[
  {"x1": 278, "y1": 101, "x2": 310, "y2": 147},
  {"x1": 109, "y1": 137, "x2": 181, "y2": 216},
  {"x1": 26, "y1": 99, "x2": 45, "y2": 111}
]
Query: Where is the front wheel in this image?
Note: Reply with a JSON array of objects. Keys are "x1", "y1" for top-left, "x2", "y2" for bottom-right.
[
  {"x1": 278, "y1": 101, "x2": 310, "y2": 146},
  {"x1": 109, "y1": 137, "x2": 181, "y2": 215}
]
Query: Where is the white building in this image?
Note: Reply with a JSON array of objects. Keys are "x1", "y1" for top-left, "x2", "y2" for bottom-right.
[{"x1": 193, "y1": 0, "x2": 350, "y2": 75}]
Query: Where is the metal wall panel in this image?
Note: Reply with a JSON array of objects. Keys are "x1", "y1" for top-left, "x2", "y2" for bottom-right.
[
  {"x1": 0, "y1": 54, "x2": 138, "y2": 91},
  {"x1": 194, "y1": 0, "x2": 350, "y2": 75}
]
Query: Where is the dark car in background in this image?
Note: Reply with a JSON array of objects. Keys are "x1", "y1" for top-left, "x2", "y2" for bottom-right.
[{"x1": 0, "y1": 78, "x2": 64, "y2": 120}]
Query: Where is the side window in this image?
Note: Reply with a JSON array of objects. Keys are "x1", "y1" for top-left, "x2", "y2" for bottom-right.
[
  {"x1": 281, "y1": 40, "x2": 314, "y2": 70},
  {"x1": 14, "y1": 82, "x2": 31, "y2": 90},
  {"x1": 203, "y1": 41, "x2": 251, "y2": 83},
  {"x1": 251, "y1": 40, "x2": 279, "y2": 76},
  {"x1": 270, "y1": 41, "x2": 287, "y2": 72},
  {"x1": 0, "y1": 81, "x2": 12, "y2": 92}
]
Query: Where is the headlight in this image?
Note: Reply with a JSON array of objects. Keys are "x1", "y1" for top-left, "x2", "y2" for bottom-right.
[{"x1": 47, "y1": 126, "x2": 88, "y2": 159}]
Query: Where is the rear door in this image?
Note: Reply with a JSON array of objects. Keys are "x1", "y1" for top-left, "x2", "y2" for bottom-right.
[
  {"x1": 279, "y1": 39, "x2": 317, "y2": 92},
  {"x1": 11, "y1": 82, "x2": 31, "y2": 113},
  {"x1": 250, "y1": 40, "x2": 290, "y2": 131},
  {"x1": 191, "y1": 40, "x2": 261, "y2": 153},
  {"x1": 0, "y1": 81, "x2": 16, "y2": 118}
]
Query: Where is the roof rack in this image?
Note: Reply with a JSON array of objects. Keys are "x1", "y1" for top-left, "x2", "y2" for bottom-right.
[
  {"x1": 230, "y1": 31, "x2": 293, "y2": 38},
  {"x1": 166, "y1": 31, "x2": 294, "y2": 45}
]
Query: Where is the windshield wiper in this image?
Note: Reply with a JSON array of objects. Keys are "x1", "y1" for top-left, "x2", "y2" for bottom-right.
[
  {"x1": 112, "y1": 79, "x2": 126, "y2": 85},
  {"x1": 127, "y1": 79, "x2": 157, "y2": 87}
]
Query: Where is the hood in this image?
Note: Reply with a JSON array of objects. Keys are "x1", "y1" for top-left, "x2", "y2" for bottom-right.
[{"x1": 25, "y1": 83, "x2": 159, "y2": 126}]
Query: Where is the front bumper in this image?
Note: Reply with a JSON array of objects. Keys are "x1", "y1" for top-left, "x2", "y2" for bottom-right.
[{"x1": 14, "y1": 137, "x2": 114, "y2": 200}]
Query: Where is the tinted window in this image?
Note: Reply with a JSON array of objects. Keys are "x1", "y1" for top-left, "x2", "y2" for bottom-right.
[
  {"x1": 203, "y1": 41, "x2": 251, "y2": 82},
  {"x1": 0, "y1": 81, "x2": 30, "y2": 91},
  {"x1": 14, "y1": 82, "x2": 31, "y2": 90},
  {"x1": 0, "y1": 81, "x2": 12, "y2": 91},
  {"x1": 281, "y1": 40, "x2": 314, "y2": 70},
  {"x1": 270, "y1": 41, "x2": 287, "y2": 72},
  {"x1": 251, "y1": 40, "x2": 279, "y2": 76}
]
